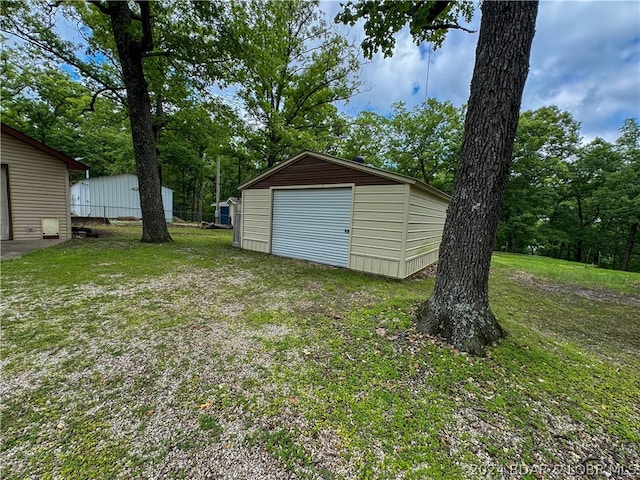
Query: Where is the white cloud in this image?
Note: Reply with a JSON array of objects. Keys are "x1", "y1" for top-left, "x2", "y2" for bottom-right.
[
  {"x1": 524, "y1": 0, "x2": 640, "y2": 141},
  {"x1": 327, "y1": 0, "x2": 640, "y2": 142},
  {"x1": 419, "y1": 27, "x2": 477, "y2": 107},
  {"x1": 355, "y1": 30, "x2": 434, "y2": 112},
  {"x1": 330, "y1": 3, "x2": 480, "y2": 114}
]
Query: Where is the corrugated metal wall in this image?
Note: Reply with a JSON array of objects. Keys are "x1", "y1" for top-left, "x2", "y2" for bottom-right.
[
  {"x1": 249, "y1": 155, "x2": 398, "y2": 189},
  {"x1": 70, "y1": 174, "x2": 173, "y2": 222},
  {"x1": 70, "y1": 180, "x2": 90, "y2": 216},
  {"x1": 1, "y1": 133, "x2": 72, "y2": 240},
  {"x1": 89, "y1": 174, "x2": 140, "y2": 218}
]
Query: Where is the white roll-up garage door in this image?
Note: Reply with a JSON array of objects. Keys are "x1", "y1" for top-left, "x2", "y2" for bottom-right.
[{"x1": 271, "y1": 188, "x2": 352, "y2": 268}]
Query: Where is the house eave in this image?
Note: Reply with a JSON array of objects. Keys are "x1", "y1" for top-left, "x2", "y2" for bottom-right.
[{"x1": 1, "y1": 123, "x2": 89, "y2": 173}]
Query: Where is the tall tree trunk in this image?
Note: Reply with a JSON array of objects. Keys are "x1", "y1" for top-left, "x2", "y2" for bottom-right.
[
  {"x1": 266, "y1": 151, "x2": 278, "y2": 169},
  {"x1": 575, "y1": 238, "x2": 583, "y2": 263},
  {"x1": 105, "y1": 1, "x2": 171, "y2": 243},
  {"x1": 191, "y1": 186, "x2": 197, "y2": 221},
  {"x1": 198, "y1": 180, "x2": 205, "y2": 223},
  {"x1": 621, "y1": 220, "x2": 638, "y2": 271},
  {"x1": 266, "y1": 126, "x2": 281, "y2": 168},
  {"x1": 575, "y1": 197, "x2": 584, "y2": 262},
  {"x1": 416, "y1": 1, "x2": 538, "y2": 355},
  {"x1": 418, "y1": 157, "x2": 429, "y2": 185}
]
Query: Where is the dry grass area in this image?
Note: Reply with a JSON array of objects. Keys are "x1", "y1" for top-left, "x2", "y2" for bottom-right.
[{"x1": 1, "y1": 227, "x2": 639, "y2": 479}]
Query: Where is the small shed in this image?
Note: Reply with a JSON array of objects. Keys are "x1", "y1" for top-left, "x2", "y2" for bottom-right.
[
  {"x1": 212, "y1": 198, "x2": 240, "y2": 226},
  {"x1": 211, "y1": 201, "x2": 230, "y2": 225},
  {"x1": 1, "y1": 123, "x2": 88, "y2": 241},
  {"x1": 238, "y1": 151, "x2": 450, "y2": 279},
  {"x1": 70, "y1": 174, "x2": 173, "y2": 223}
]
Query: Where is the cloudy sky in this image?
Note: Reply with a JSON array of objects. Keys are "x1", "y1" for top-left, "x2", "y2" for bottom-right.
[{"x1": 322, "y1": 0, "x2": 640, "y2": 143}]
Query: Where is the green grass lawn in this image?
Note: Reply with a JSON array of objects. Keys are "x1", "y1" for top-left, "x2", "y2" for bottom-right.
[{"x1": 1, "y1": 226, "x2": 638, "y2": 479}]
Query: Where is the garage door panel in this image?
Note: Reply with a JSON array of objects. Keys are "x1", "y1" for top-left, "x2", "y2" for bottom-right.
[{"x1": 271, "y1": 188, "x2": 352, "y2": 268}]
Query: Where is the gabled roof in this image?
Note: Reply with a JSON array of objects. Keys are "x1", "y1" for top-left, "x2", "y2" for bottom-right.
[
  {"x1": 1, "y1": 123, "x2": 89, "y2": 173},
  {"x1": 239, "y1": 150, "x2": 450, "y2": 201}
]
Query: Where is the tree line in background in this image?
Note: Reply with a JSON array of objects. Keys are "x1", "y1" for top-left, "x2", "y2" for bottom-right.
[
  {"x1": 346, "y1": 107, "x2": 639, "y2": 273},
  {"x1": 1, "y1": 1, "x2": 638, "y2": 270}
]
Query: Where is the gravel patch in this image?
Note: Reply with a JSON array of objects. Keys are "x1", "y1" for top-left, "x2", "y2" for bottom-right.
[
  {"x1": 0, "y1": 265, "x2": 361, "y2": 479},
  {"x1": 449, "y1": 406, "x2": 640, "y2": 479}
]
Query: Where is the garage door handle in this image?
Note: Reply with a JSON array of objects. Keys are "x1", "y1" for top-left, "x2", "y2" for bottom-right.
[{"x1": 344, "y1": 229, "x2": 350, "y2": 233}]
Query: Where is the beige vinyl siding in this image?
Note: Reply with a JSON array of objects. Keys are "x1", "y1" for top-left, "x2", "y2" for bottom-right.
[
  {"x1": 349, "y1": 184, "x2": 408, "y2": 278},
  {"x1": 1, "y1": 133, "x2": 72, "y2": 240},
  {"x1": 238, "y1": 152, "x2": 451, "y2": 279},
  {"x1": 402, "y1": 187, "x2": 448, "y2": 276},
  {"x1": 241, "y1": 188, "x2": 271, "y2": 253}
]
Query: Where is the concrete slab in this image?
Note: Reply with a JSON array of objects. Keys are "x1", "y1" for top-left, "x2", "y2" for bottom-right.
[{"x1": 0, "y1": 239, "x2": 67, "y2": 260}]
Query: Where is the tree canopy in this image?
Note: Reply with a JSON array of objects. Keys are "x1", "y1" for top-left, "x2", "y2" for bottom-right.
[
  {"x1": 336, "y1": 0, "x2": 474, "y2": 57},
  {"x1": 500, "y1": 115, "x2": 640, "y2": 271},
  {"x1": 221, "y1": 0, "x2": 361, "y2": 168}
]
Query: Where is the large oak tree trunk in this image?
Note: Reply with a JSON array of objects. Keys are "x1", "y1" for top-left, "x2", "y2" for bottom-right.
[
  {"x1": 416, "y1": 1, "x2": 538, "y2": 355},
  {"x1": 106, "y1": 1, "x2": 172, "y2": 243}
]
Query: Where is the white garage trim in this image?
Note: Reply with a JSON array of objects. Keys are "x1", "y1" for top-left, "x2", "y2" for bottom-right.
[{"x1": 271, "y1": 187, "x2": 353, "y2": 268}]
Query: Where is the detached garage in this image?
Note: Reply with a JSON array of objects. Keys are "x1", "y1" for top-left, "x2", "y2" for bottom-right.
[{"x1": 238, "y1": 151, "x2": 450, "y2": 279}]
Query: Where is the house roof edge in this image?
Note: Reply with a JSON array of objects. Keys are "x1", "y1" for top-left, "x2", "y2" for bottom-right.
[{"x1": 1, "y1": 123, "x2": 89, "y2": 173}]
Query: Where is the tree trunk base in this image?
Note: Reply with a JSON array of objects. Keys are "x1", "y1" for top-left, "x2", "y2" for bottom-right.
[
  {"x1": 141, "y1": 233, "x2": 173, "y2": 243},
  {"x1": 416, "y1": 297, "x2": 506, "y2": 356},
  {"x1": 141, "y1": 224, "x2": 172, "y2": 243}
]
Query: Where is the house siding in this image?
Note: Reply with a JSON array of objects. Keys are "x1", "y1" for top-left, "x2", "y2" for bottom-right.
[
  {"x1": 349, "y1": 184, "x2": 407, "y2": 278},
  {"x1": 1, "y1": 133, "x2": 72, "y2": 240},
  {"x1": 402, "y1": 187, "x2": 448, "y2": 277},
  {"x1": 241, "y1": 188, "x2": 271, "y2": 253}
]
